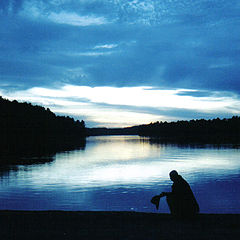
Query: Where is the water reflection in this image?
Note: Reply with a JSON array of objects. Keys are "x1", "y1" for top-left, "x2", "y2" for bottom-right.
[{"x1": 0, "y1": 136, "x2": 239, "y2": 213}]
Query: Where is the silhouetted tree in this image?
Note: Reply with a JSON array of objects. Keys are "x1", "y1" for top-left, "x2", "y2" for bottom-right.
[
  {"x1": 138, "y1": 116, "x2": 240, "y2": 143},
  {"x1": 0, "y1": 96, "x2": 86, "y2": 160}
]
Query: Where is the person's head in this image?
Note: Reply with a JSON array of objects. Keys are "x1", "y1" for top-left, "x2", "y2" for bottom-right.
[{"x1": 169, "y1": 170, "x2": 179, "y2": 182}]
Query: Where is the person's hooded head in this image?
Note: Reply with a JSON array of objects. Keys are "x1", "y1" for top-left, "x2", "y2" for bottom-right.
[{"x1": 169, "y1": 170, "x2": 179, "y2": 182}]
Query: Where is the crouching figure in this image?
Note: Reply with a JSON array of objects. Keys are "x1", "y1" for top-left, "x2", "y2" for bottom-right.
[{"x1": 152, "y1": 170, "x2": 199, "y2": 218}]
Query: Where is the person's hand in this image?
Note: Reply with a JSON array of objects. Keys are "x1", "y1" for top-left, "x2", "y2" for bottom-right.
[{"x1": 159, "y1": 192, "x2": 166, "y2": 197}]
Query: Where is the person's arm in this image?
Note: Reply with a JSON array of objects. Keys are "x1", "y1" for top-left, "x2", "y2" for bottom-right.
[{"x1": 160, "y1": 192, "x2": 171, "y2": 197}]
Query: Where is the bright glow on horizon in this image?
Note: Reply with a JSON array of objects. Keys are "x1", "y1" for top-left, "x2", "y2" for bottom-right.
[
  {"x1": 1, "y1": 84, "x2": 240, "y2": 127},
  {"x1": 26, "y1": 85, "x2": 238, "y2": 111}
]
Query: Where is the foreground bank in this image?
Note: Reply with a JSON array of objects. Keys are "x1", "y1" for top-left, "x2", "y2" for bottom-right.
[{"x1": 1, "y1": 211, "x2": 239, "y2": 240}]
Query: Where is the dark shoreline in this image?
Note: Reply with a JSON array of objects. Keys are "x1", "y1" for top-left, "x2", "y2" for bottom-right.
[{"x1": 1, "y1": 210, "x2": 239, "y2": 239}]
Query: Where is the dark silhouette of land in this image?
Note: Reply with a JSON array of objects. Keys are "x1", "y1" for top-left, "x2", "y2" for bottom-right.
[
  {"x1": 0, "y1": 211, "x2": 239, "y2": 240},
  {"x1": 87, "y1": 117, "x2": 240, "y2": 144},
  {"x1": 0, "y1": 96, "x2": 86, "y2": 163},
  {"x1": 137, "y1": 117, "x2": 240, "y2": 143}
]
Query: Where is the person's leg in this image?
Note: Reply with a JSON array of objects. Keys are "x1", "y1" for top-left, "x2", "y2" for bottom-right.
[{"x1": 166, "y1": 195, "x2": 177, "y2": 215}]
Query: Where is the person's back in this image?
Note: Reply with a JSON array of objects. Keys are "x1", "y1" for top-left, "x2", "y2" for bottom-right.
[{"x1": 170, "y1": 173, "x2": 199, "y2": 217}]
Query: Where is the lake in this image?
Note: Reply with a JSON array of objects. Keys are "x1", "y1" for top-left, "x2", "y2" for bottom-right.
[{"x1": 0, "y1": 135, "x2": 239, "y2": 213}]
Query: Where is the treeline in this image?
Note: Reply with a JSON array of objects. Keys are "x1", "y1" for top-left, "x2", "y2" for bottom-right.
[
  {"x1": 0, "y1": 96, "x2": 86, "y2": 159},
  {"x1": 138, "y1": 117, "x2": 240, "y2": 143}
]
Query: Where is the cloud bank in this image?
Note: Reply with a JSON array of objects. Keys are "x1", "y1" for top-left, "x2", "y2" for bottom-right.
[
  {"x1": 1, "y1": 0, "x2": 240, "y2": 126},
  {"x1": 1, "y1": 85, "x2": 239, "y2": 127}
]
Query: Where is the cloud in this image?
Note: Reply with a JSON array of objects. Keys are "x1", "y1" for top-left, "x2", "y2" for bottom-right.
[
  {"x1": 48, "y1": 11, "x2": 109, "y2": 26},
  {"x1": 69, "y1": 51, "x2": 116, "y2": 57},
  {"x1": 1, "y1": 85, "x2": 240, "y2": 127},
  {"x1": 0, "y1": 0, "x2": 24, "y2": 15},
  {"x1": 7, "y1": 0, "x2": 111, "y2": 27},
  {"x1": 93, "y1": 44, "x2": 118, "y2": 49}
]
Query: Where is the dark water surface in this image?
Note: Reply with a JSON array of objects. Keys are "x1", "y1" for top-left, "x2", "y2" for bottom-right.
[{"x1": 0, "y1": 136, "x2": 239, "y2": 213}]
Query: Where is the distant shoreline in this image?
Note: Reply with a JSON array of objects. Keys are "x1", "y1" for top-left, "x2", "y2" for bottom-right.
[
  {"x1": 87, "y1": 116, "x2": 240, "y2": 145},
  {"x1": 1, "y1": 210, "x2": 240, "y2": 239}
]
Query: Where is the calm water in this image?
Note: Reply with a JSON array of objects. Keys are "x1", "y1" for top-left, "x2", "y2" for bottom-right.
[{"x1": 0, "y1": 135, "x2": 239, "y2": 213}]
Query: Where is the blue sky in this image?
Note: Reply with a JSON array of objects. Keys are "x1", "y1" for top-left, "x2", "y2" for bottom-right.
[{"x1": 0, "y1": 0, "x2": 240, "y2": 127}]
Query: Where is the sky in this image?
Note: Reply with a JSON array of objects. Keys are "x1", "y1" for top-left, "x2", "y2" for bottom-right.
[{"x1": 0, "y1": 0, "x2": 240, "y2": 127}]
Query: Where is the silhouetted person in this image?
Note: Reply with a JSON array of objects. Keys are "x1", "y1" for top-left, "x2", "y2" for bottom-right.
[{"x1": 152, "y1": 170, "x2": 199, "y2": 218}]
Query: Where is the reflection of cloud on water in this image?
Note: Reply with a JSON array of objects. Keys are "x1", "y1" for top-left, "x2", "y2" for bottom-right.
[
  {"x1": 18, "y1": 136, "x2": 240, "y2": 189},
  {"x1": 83, "y1": 135, "x2": 163, "y2": 162}
]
